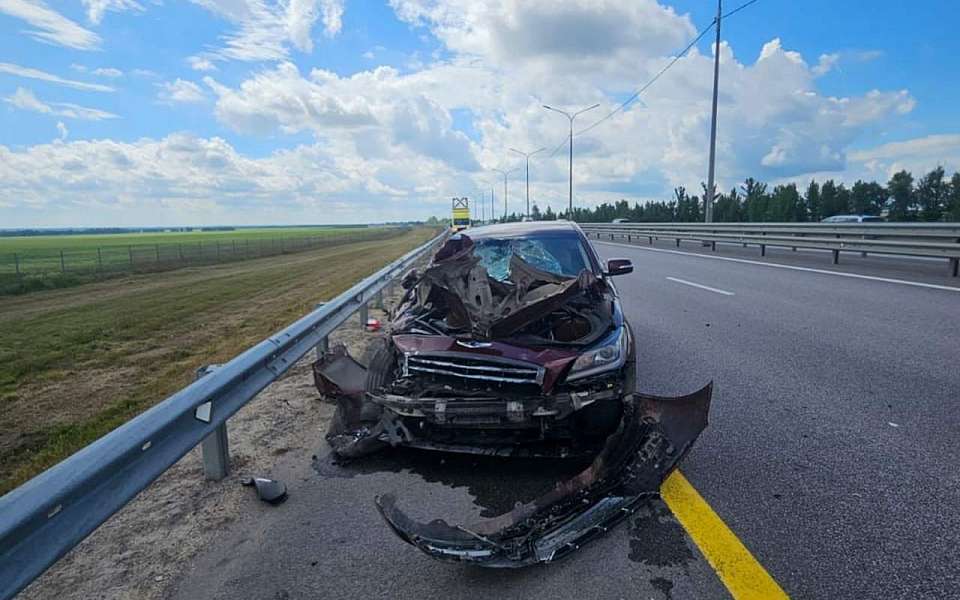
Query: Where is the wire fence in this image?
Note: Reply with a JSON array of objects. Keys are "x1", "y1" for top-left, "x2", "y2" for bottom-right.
[{"x1": 0, "y1": 227, "x2": 410, "y2": 295}]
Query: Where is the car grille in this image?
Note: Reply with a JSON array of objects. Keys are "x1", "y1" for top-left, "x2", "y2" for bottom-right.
[{"x1": 404, "y1": 353, "x2": 544, "y2": 386}]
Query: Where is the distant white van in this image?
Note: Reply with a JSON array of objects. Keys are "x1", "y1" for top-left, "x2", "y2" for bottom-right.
[{"x1": 821, "y1": 215, "x2": 885, "y2": 223}]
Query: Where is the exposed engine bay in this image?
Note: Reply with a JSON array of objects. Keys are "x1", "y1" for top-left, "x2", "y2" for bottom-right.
[{"x1": 313, "y1": 227, "x2": 712, "y2": 567}]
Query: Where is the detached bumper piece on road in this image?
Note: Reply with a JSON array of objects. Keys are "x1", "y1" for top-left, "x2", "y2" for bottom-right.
[{"x1": 377, "y1": 384, "x2": 711, "y2": 567}]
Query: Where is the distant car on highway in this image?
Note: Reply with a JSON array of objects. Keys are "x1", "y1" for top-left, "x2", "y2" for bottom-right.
[
  {"x1": 821, "y1": 215, "x2": 885, "y2": 223},
  {"x1": 612, "y1": 218, "x2": 630, "y2": 223}
]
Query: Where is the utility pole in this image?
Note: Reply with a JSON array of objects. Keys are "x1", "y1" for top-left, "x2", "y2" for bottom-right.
[
  {"x1": 543, "y1": 103, "x2": 599, "y2": 217},
  {"x1": 705, "y1": 0, "x2": 722, "y2": 222},
  {"x1": 509, "y1": 147, "x2": 546, "y2": 219},
  {"x1": 493, "y1": 167, "x2": 519, "y2": 220},
  {"x1": 491, "y1": 187, "x2": 495, "y2": 222}
]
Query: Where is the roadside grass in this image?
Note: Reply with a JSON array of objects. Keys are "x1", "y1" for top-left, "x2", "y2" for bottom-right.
[{"x1": 0, "y1": 228, "x2": 437, "y2": 495}]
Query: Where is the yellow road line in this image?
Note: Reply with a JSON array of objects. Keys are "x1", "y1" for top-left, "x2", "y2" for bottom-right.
[{"x1": 661, "y1": 470, "x2": 790, "y2": 599}]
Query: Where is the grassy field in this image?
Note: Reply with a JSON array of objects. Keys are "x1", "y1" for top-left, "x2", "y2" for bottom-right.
[
  {"x1": 0, "y1": 226, "x2": 406, "y2": 295},
  {"x1": 0, "y1": 227, "x2": 437, "y2": 495}
]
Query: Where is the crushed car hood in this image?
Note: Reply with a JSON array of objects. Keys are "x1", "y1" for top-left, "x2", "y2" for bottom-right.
[
  {"x1": 392, "y1": 234, "x2": 611, "y2": 346},
  {"x1": 375, "y1": 383, "x2": 712, "y2": 567}
]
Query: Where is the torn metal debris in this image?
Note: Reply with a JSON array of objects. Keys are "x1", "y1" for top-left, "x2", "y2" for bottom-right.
[
  {"x1": 375, "y1": 385, "x2": 711, "y2": 567},
  {"x1": 240, "y1": 477, "x2": 288, "y2": 505}
]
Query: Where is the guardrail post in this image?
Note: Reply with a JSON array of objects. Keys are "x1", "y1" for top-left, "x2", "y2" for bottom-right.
[
  {"x1": 832, "y1": 249, "x2": 840, "y2": 265},
  {"x1": 196, "y1": 366, "x2": 230, "y2": 480},
  {"x1": 760, "y1": 244, "x2": 766, "y2": 257},
  {"x1": 373, "y1": 290, "x2": 384, "y2": 310},
  {"x1": 648, "y1": 236, "x2": 653, "y2": 245},
  {"x1": 315, "y1": 335, "x2": 329, "y2": 360},
  {"x1": 359, "y1": 296, "x2": 369, "y2": 329},
  {"x1": 951, "y1": 257, "x2": 958, "y2": 277},
  {"x1": 675, "y1": 238, "x2": 680, "y2": 248},
  {"x1": 711, "y1": 241, "x2": 717, "y2": 252}
]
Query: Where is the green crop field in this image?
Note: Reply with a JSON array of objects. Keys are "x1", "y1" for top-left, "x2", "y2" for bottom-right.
[
  {"x1": 0, "y1": 226, "x2": 366, "y2": 253},
  {"x1": 0, "y1": 226, "x2": 406, "y2": 295}
]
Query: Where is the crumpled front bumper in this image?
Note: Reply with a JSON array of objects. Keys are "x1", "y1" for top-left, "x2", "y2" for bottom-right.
[{"x1": 374, "y1": 384, "x2": 712, "y2": 567}]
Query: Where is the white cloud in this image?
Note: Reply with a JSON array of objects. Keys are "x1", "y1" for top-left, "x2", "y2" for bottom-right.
[
  {"x1": 847, "y1": 134, "x2": 960, "y2": 181},
  {"x1": 812, "y1": 53, "x2": 839, "y2": 76},
  {"x1": 4, "y1": 87, "x2": 120, "y2": 120},
  {"x1": 0, "y1": 133, "x2": 472, "y2": 226},
  {"x1": 204, "y1": 62, "x2": 480, "y2": 171},
  {"x1": 187, "y1": 0, "x2": 345, "y2": 64},
  {"x1": 74, "y1": 64, "x2": 124, "y2": 77},
  {"x1": 812, "y1": 48, "x2": 884, "y2": 77},
  {"x1": 188, "y1": 56, "x2": 218, "y2": 72},
  {"x1": 81, "y1": 0, "x2": 144, "y2": 25},
  {"x1": 56, "y1": 121, "x2": 69, "y2": 140},
  {"x1": 0, "y1": 0, "x2": 101, "y2": 50},
  {"x1": 0, "y1": 62, "x2": 115, "y2": 92},
  {"x1": 389, "y1": 0, "x2": 695, "y2": 83},
  {"x1": 93, "y1": 67, "x2": 124, "y2": 78},
  {"x1": 131, "y1": 68, "x2": 160, "y2": 78},
  {"x1": 158, "y1": 79, "x2": 207, "y2": 103}
]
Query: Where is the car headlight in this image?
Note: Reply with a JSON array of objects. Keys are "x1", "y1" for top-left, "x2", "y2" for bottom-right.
[{"x1": 566, "y1": 326, "x2": 627, "y2": 381}]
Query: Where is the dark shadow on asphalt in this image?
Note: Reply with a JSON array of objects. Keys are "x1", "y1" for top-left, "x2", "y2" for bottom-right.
[{"x1": 313, "y1": 447, "x2": 592, "y2": 518}]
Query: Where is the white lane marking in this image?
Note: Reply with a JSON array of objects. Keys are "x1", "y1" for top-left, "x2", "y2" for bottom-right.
[
  {"x1": 666, "y1": 276, "x2": 735, "y2": 296},
  {"x1": 597, "y1": 241, "x2": 960, "y2": 293}
]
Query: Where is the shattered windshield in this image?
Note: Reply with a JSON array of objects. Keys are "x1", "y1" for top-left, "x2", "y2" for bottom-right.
[{"x1": 473, "y1": 236, "x2": 591, "y2": 281}]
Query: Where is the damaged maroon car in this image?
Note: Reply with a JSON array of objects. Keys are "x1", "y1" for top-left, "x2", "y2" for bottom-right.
[{"x1": 314, "y1": 221, "x2": 712, "y2": 567}]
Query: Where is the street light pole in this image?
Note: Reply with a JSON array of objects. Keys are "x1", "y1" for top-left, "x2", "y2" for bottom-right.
[
  {"x1": 493, "y1": 167, "x2": 520, "y2": 220},
  {"x1": 509, "y1": 147, "x2": 546, "y2": 219},
  {"x1": 705, "y1": 0, "x2": 722, "y2": 223},
  {"x1": 543, "y1": 103, "x2": 599, "y2": 217}
]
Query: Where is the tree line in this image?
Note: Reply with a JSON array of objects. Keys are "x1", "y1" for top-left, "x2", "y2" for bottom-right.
[{"x1": 507, "y1": 166, "x2": 960, "y2": 223}]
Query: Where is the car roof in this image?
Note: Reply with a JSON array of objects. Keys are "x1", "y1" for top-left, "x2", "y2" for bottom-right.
[{"x1": 460, "y1": 220, "x2": 582, "y2": 240}]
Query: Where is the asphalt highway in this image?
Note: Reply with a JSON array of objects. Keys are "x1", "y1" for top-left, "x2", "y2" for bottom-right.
[{"x1": 173, "y1": 238, "x2": 960, "y2": 599}]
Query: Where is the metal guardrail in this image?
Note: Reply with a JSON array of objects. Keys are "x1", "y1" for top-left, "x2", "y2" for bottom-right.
[
  {"x1": 580, "y1": 222, "x2": 960, "y2": 276},
  {"x1": 0, "y1": 230, "x2": 447, "y2": 600}
]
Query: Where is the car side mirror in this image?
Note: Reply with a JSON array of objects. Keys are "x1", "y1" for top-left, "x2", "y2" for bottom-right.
[{"x1": 604, "y1": 258, "x2": 633, "y2": 277}]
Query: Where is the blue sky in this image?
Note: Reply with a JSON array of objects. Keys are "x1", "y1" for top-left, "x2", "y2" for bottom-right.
[{"x1": 1, "y1": 0, "x2": 958, "y2": 226}]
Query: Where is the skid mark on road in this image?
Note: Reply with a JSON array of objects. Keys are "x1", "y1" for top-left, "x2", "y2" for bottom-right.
[{"x1": 662, "y1": 471, "x2": 790, "y2": 599}]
